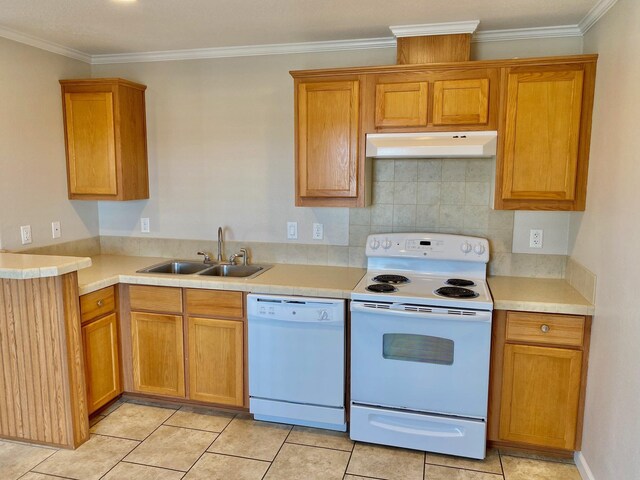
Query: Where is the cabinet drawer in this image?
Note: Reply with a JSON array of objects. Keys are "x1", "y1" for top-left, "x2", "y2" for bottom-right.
[
  {"x1": 185, "y1": 289, "x2": 244, "y2": 319},
  {"x1": 129, "y1": 285, "x2": 183, "y2": 313},
  {"x1": 506, "y1": 312, "x2": 585, "y2": 347},
  {"x1": 80, "y1": 286, "x2": 116, "y2": 324}
]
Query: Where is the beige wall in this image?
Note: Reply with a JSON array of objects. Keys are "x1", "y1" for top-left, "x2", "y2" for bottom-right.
[
  {"x1": 0, "y1": 37, "x2": 98, "y2": 251},
  {"x1": 93, "y1": 37, "x2": 582, "y2": 248},
  {"x1": 570, "y1": 0, "x2": 640, "y2": 477}
]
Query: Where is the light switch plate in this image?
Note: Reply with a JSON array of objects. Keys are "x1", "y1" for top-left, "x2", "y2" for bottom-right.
[
  {"x1": 140, "y1": 217, "x2": 150, "y2": 233},
  {"x1": 51, "y1": 221, "x2": 61, "y2": 239}
]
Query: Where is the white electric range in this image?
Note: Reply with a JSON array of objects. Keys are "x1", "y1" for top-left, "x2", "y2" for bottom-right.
[{"x1": 350, "y1": 233, "x2": 493, "y2": 460}]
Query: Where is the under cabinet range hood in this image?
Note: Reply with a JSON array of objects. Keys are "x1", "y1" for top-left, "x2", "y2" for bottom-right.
[{"x1": 365, "y1": 131, "x2": 497, "y2": 158}]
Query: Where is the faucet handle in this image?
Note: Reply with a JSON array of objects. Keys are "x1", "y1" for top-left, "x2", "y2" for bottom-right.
[
  {"x1": 229, "y1": 247, "x2": 249, "y2": 266},
  {"x1": 197, "y1": 251, "x2": 212, "y2": 263}
]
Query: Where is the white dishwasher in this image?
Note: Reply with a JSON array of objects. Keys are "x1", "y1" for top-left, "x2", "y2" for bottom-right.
[{"x1": 247, "y1": 294, "x2": 346, "y2": 431}]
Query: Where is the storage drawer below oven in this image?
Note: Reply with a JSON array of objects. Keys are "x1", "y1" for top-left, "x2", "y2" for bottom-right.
[{"x1": 350, "y1": 404, "x2": 487, "y2": 460}]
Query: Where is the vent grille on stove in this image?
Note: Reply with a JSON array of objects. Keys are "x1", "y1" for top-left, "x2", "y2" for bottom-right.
[
  {"x1": 403, "y1": 306, "x2": 434, "y2": 314},
  {"x1": 363, "y1": 303, "x2": 391, "y2": 310}
]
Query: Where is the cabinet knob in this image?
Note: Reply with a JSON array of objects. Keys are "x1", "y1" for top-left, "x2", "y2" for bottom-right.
[
  {"x1": 540, "y1": 324, "x2": 550, "y2": 333},
  {"x1": 97, "y1": 299, "x2": 104, "y2": 307}
]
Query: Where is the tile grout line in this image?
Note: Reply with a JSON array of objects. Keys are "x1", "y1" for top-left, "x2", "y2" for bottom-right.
[
  {"x1": 180, "y1": 410, "x2": 239, "y2": 478},
  {"x1": 95, "y1": 400, "x2": 178, "y2": 479},
  {"x1": 258, "y1": 422, "x2": 294, "y2": 479}
]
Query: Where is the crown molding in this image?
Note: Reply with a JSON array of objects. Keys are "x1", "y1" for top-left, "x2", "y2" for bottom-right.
[
  {"x1": 0, "y1": 0, "x2": 620, "y2": 65},
  {"x1": 578, "y1": 0, "x2": 618, "y2": 33},
  {"x1": 91, "y1": 37, "x2": 396, "y2": 64},
  {"x1": 473, "y1": 25, "x2": 583, "y2": 43},
  {"x1": 0, "y1": 25, "x2": 91, "y2": 63},
  {"x1": 389, "y1": 21, "x2": 480, "y2": 38}
]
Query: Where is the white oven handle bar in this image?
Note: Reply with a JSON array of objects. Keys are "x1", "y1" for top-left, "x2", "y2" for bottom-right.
[
  {"x1": 350, "y1": 301, "x2": 492, "y2": 323},
  {"x1": 369, "y1": 417, "x2": 464, "y2": 438}
]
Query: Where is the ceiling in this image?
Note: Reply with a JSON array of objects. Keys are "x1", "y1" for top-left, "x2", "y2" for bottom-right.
[{"x1": 0, "y1": 0, "x2": 605, "y2": 59}]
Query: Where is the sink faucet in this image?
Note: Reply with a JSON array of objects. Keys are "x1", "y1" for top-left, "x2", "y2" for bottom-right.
[
  {"x1": 217, "y1": 226, "x2": 226, "y2": 264},
  {"x1": 229, "y1": 247, "x2": 248, "y2": 266}
]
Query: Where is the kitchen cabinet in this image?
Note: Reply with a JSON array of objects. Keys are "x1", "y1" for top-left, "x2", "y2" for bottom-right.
[
  {"x1": 123, "y1": 285, "x2": 246, "y2": 407},
  {"x1": 186, "y1": 289, "x2": 245, "y2": 406},
  {"x1": 290, "y1": 54, "x2": 596, "y2": 210},
  {"x1": 370, "y1": 69, "x2": 498, "y2": 131},
  {"x1": 60, "y1": 78, "x2": 149, "y2": 201},
  {"x1": 128, "y1": 285, "x2": 185, "y2": 397},
  {"x1": 293, "y1": 76, "x2": 366, "y2": 207},
  {"x1": 489, "y1": 310, "x2": 591, "y2": 452},
  {"x1": 131, "y1": 311, "x2": 185, "y2": 397},
  {"x1": 80, "y1": 286, "x2": 122, "y2": 414},
  {"x1": 494, "y1": 61, "x2": 596, "y2": 210}
]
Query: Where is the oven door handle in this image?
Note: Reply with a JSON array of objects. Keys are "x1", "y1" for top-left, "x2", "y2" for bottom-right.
[{"x1": 350, "y1": 302, "x2": 492, "y2": 322}]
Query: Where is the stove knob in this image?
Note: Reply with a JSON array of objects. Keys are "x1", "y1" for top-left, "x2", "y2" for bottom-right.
[
  {"x1": 474, "y1": 243, "x2": 486, "y2": 255},
  {"x1": 382, "y1": 238, "x2": 392, "y2": 250},
  {"x1": 369, "y1": 238, "x2": 381, "y2": 250},
  {"x1": 461, "y1": 241, "x2": 472, "y2": 254}
]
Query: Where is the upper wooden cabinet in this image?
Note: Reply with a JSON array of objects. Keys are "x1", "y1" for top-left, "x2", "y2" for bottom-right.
[
  {"x1": 294, "y1": 77, "x2": 362, "y2": 207},
  {"x1": 370, "y1": 69, "x2": 498, "y2": 132},
  {"x1": 375, "y1": 81, "x2": 429, "y2": 128},
  {"x1": 60, "y1": 78, "x2": 149, "y2": 201},
  {"x1": 291, "y1": 54, "x2": 596, "y2": 210},
  {"x1": 495, "y1": 61, "x2": 596, "y2": 210}
]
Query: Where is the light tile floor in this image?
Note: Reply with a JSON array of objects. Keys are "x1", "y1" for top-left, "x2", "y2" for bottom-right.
[{"x1": 1, "y1": 399, "x2": 583, "y2": 480}]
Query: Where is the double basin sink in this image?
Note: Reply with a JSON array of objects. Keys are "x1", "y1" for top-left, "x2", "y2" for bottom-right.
[{"x1": 137, "y1": 260, "x2": 270, "y2": 279}]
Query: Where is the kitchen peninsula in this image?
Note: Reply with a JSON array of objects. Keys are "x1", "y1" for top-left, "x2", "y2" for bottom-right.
[{"x1": 0, "y1": 253, "x2": 91, "y2": 449}]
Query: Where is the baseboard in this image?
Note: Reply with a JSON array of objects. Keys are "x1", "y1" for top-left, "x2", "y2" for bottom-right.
[{"x1": 575, "y1": 451, "x2": 596, "y2": 480}]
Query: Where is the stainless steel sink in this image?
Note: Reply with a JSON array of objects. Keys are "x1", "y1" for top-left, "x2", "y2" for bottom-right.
[
  {"x1": 198, "y1": 264, "x2": 270, "y2": 278},
  {"x1": 137, "y1": 260, "x2": 210, "y2": 275}
]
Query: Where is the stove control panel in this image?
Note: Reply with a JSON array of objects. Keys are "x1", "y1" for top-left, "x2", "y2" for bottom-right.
[{"x1": 366, "y1": 233, "x2": 489, "y2": 263}]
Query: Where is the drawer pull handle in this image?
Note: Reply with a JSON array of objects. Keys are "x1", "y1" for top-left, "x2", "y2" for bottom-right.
[
  {"x1": 540, "y1": 324, "x2": 550, "y2": 333},
  {"x1": 97, "y1": 299, "x2": 104, "y2": 307}
]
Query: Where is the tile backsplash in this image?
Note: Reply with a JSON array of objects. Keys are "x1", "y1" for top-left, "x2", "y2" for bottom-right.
[{"x1": 349, "y1": 159, "x2": 566, "y2": 278}]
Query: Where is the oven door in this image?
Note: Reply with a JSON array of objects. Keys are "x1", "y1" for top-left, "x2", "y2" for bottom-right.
[{"x1": 350, "y1": 302, "x2": 492, "y2": 419}]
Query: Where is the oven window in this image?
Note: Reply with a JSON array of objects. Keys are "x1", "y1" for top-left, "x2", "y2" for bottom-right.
[{"x1": 382, "y1": 333, "x2": 454, "y2": 365}]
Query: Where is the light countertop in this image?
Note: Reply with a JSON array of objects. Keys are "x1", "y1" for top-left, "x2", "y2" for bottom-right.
[
  {"x1": 488, "y1": 276, "x2": 594, "y2": 316},
  {"x1": 71, "y1": 255, "x2": 594, "y2": 315},
  {"x1": 0, "y1": 252, "x2": 91, "y2": 279},
  {"x1": 77, "y1": 255, "x2": 366, "y2": 298}
]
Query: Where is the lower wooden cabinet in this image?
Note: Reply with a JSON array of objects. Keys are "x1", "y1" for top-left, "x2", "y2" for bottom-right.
[
  {"x1": 80, "y1": 286, "x2": 122, "y2": 415},
  {"x1": 82, "y1": 313, "x2": 122, "y2": 414},
  {"x1": 499, "y1": 344, "x2": 582, "y2": 449},
  {"x1": 131, "y1": 311, "x2": 185, "y2": 398},
  {"x1": 188, "y1": 317, "x2": 244, "y2": 406},
  {"x1": 489, "y1": 310, "x2": 591, "y2": 452},
  {"x1": 124, "y1": 285, "x2": 246, "y2": 408}
]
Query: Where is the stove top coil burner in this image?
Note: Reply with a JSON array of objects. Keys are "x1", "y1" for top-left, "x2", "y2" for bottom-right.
[
  {"x1": 372, "y1": 274, "x2": 410, "y2": 284},
  {"x1": 366, "y1": 284, "x2": 398, "y2": 293},
  {"x1": 435, "y1": 286, "x2": 479, "y2": 299},
  {"x1": 445, "y1": 278, "x2": 476, "y2": 287}
]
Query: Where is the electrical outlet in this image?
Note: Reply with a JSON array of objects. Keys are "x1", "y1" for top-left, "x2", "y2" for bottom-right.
[
  {"x1": 529, "y1": 229, "x2": 543, "y2": 248},
  {"x1": 51, "y1": 221, "x2": 61, "y2": 239},
  {"x1": 20, "y1": 225, "x2": 32, "y2": 245},
  {"x1": 312, "y1": 223, "x2": 324, "y2": 240},
  {"x1": 140, "y1": 217, "x2": 150, "y2": 233},
  {"x1": 287, "y1": 221, "x2": 298, "y2": 240}
]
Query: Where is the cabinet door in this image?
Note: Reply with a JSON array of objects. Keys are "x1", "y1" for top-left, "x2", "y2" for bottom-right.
[
  {"x1": 433, "y1": 78, "x2": 489, "y2": 126},
  {"x1": 63, "y1": 92, "x2": 117, "y2": 195},
  {"x1": 82, "y1": 313, "x2": 121, "y2": 414},
  {"x1": 297, "y1": 80, "x2": 359, "y2": 199},
  {"x1": 499, "y1": 344, "x2": 582, "y2": 449},
  {"x1": 375, "y1": 81, "x2": 428, "y2": 128},
  {"x1": 131, "y1": 312, "x2": 185, "y2": 397},
  {"x1": 501, "y1": 68, "x2": 584, "y2": 203},
  {"x1": 188, "y1": 317, "x2": 244, "y2": 406}
]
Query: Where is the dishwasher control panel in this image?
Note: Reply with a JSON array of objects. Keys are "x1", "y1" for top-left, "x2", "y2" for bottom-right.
[{"x1": 247, "y1": 294, "x2": 345, "y2": 323}]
